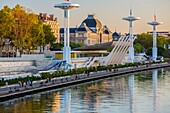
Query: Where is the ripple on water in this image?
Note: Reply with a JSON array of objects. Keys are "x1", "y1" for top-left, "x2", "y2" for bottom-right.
[{"x1": 1, "y1": 68, "x2": 170, "y2": 113}]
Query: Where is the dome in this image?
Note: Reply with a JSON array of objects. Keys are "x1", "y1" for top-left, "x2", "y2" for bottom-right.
[
  {"x1": 112, "y1": 32, "x2": 120, "y2": 40},
  {"x1": 82, "y1": 14, "x2": 102, "y2": 32}
]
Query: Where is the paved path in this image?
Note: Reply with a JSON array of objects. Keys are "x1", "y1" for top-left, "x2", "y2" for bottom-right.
[
  {"x1": 0, "y1": 62, "x2": 170, "y2": 102},
  {"x1": 0, "y1": 70, "x2": 108, "y2": 92}
]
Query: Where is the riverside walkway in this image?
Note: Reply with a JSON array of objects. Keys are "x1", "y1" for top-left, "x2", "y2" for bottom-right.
[{"x1": 0, "y1": 62, "x2": 170, "y2": 102}]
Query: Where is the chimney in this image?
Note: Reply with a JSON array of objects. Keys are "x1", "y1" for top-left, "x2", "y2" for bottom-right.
[{"x1": 49, "y1": 14, "x2": 54, "y2": 20}]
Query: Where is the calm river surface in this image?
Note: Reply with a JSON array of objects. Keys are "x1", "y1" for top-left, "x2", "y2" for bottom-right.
[{"x1": 1, "y1": 67, "x2": 170, "y2": 113}]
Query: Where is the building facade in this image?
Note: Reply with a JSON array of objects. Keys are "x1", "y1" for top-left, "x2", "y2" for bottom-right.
[
  {"x1": 39, "y1": 13, "x2": 60, "y2": 43},
  {"x1": 60, "y1": 14, "x2": 112, "y2": 46}
]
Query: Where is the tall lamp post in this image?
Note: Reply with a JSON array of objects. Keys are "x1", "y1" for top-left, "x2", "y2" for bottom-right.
[
  {"x1": 54, "y1": 0, "x2": 79, "y2": 64},
  {"x1": 148, "y1": 15, "x2": 162, "y2": 61},
  {"x1": 123, "y1": 9, "x2": 140, "y2": 63}
]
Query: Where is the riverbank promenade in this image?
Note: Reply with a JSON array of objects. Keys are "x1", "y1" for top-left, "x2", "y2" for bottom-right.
[{"x1": 0, "y1": 62, "x2": 170, "y2": 102}]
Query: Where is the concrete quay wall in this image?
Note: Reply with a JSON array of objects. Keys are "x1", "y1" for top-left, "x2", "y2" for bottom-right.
[
  {"x1": 0, "y1": 61, "x2": 36, "y2": 73},
  {"x1": 0, "y1": 63, "x2": 170, "y2": 102}
]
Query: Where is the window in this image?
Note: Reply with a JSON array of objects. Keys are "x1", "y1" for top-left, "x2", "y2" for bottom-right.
[
  {"x1": 78, "y1": 33, "x2": 84, "y2": 37},
  {"x1": 88, "y1": 40, "x2": 90, "y2": 45}
]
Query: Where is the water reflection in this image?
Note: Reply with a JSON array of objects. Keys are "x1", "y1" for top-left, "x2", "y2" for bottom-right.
[
  {"x1": 52, "y1": 92, "x2": 60, "y2": 113},
  {"x1": 152, "y1": 69, "x2": 158, "y2": 112},
  {"x1": 77, "y1": 82, "x2": 101, "y2": 113},
  {"x1": 64, "y1": 89, "x2": 71, "y2": 113},
  {"x1": 128, "y1": 75, "x2": 134, "y2": 113},
  {"x1": 1, "y1": 68, "x2": 170, "y2": 113}
]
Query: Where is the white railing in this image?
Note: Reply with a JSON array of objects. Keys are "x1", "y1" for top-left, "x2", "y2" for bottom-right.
[{"x1": 85, "y1": 57, "x2": 96, "y2": 68}]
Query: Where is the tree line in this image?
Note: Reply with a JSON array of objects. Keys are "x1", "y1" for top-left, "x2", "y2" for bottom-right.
[
  {"x1": 134, "y1": 33, "x2": 170, "y2": 58},
  {"x1": 0, "y1": 4, "x2": 56, "y2": 55},
  {"x1": 50, "y1": 42, "x2": 84, "y2": 51}
]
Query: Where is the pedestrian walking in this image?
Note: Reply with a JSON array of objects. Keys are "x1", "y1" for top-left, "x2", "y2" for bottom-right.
[
  {"x1": 5, "y1": 81, "x2": 8, "y2": 90},
  {"x1": 30, "y1": 80, "x2": 33, "y2": 86},
  {"x1": 95, "y1": 67, "x2": 97, "y2": 73},
  {"x1": 18, "y1": 81, "x2": 22, "y2": 88},
  {"x1": 21, "y1": 81, "x2": 24, "y2": 87},
  {"x1": 28, "y1": 80, "x2": 31, "y2": 86}
]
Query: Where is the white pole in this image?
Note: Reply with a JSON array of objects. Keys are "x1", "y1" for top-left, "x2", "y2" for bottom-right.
[
  {"x1": 63, "y1": 9, "x2": 71, "y2": 64},
  {"x1": 64, "y1": 10, "x2": 67, "y2": 47},
  {"x1": 67, "y1": 10, "x2": 70, "y2": 48},
  {"x1": 152, "y1": 25, "x2": 157, "y2": 61},
  {"x1": 129, "y1": 21, "x2": 134, "y2": 63}
]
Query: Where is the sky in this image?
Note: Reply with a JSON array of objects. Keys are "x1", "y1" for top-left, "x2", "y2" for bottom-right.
[{"x1": 0, "y1": 0, "x2": 170, "y2": 34}]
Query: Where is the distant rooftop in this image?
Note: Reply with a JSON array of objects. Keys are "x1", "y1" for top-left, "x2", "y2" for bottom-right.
[
  {"x1": 38, "y1": 13, "x2": 57, "y2": 21},
  {"x1": 60, "y1": 28, "x2": 77, "y2": 33},
  {"x1": 82, "y1": 14, "x2": 102, "y2": 32},
  {"x1": 74, "y1": 41, "x2": 117, "y2": 51}
]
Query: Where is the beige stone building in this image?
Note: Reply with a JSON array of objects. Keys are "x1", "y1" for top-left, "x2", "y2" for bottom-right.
[
  {"x1": 60, "y1": 14, "x2": 112, "y2": 46},
  {"x1": 39, "y1": 13, "x2": 60, "y2": 43}
]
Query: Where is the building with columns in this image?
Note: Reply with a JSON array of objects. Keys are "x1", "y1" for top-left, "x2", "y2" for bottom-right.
[{"x1": 60, "y1": 14, "x2": 112, "y2": 46}]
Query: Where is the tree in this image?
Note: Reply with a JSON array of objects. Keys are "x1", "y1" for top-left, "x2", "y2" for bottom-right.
[
  {"x1": 167, "y1": 38, "x2": 170, "y2": 45},
  {"x1": 0, "y1": 6, "x2": 14, "y2": 56},
  {"x1": 134, "y1": 33, "x2": 153, "y2": 52},
  {"x1": 0, "y1": 4, "x2": 58, "y2": 55},
  {"x1": 11, "y1": 4, "x2": 43, "y2": 55},
  {"x1": 158, "y1": 46, "x2": 165, "y2": 56},
  {"x1": 162, "y1": 50, "x2": 170, "y2": 58},
  {"x1": 134, "y1": 33, "x2": 170, "y2": 57},
  {"x1": 134, "y1": 43, "x2": 144, "y2": 53},
  {"x1": 157, "y1": 36, "x2": 167, "y2": 48},
  {"x1": 51, "y1": 42, "x2": 84, "y2": 51},
  {"x1": 30, "y1": 21, "x2": 45, "y2": 53},
  {"x1": 42, "y1": 24, "x2": 56, "y2": 52},
  {"x1": 70, "y1": 42, "x2": 84, "y2": 49},
  {"x1": 12, "y1": 5, "x2": 26, "y2": 54}
]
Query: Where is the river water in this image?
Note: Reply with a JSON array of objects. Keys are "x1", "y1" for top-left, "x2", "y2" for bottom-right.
[{"x1": 0, "y1": 67, "x2": 170, "y2": 113}]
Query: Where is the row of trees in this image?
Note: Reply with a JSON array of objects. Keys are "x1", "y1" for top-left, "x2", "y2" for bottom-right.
[
  {"x1": 0, "y1": 5, "x2": 56, "y2": 55},
  {"x1": 50, "y1": 42, "x2": 84, "y2": 50},
  {"x1": 134, "y1": 33, "x2": 170, "y2": 58}
]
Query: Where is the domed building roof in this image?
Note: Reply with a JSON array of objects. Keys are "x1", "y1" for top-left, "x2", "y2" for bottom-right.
[
  {"x1": 82, "y1": 14, "x2": 102, "y2": 32},
  {"x1": 112, "y1": 31, "x2": 120, "y2": 40}
]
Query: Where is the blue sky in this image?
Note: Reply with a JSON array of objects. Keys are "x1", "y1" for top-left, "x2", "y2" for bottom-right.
[{"x1": 0, "y1": 0, "x2": 170, "y2": 33}]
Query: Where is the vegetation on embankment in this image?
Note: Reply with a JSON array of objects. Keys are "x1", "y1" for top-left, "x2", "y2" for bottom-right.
[{"x1": 0, "y1": 61, "x2": 169, "y2": 87}]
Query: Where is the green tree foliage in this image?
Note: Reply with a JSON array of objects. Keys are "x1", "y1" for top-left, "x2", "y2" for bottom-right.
[
  {"x1": 0, "y1": 6, "x2": 14, "y2": 54},
  {"x1": 158, "y1": 46, "x2": 165, "y2": 56},
  {"x1": 134, "y1": 33, "x2": 153, "y2": 51},
  {"x1": 147, "y1": 46, "x2": 166, "y2": 56},
  {"x1": 134, "y1": 43, "x2": 144, "y2": 53},
  {"x1": 70, "y1": 42, "x2": 83, "y2": 48},
  {"x1": 51, "y1": 42, "x2": 83, "y2": 50},
  {"x1": 107, "y1": 48, "x2": 112, "y2": 52},
  {"x1": 51, "y1": 43, "x2": 64, "y2": 49},
  {"x1": 0, "y1": 6, "x2": 14, "y2": 38},
  {"x1": 162, "y1": 50, "x2": 170, "y2": 58},
  {"x1": 167, "y1": 38, "x2": 170, "y2": 45},
  {"x1": 43, "y1": 25, "x2": 56, "y2": 45},
  {"x1": 30, "y1": 21, "x2": 45, "y2": 53},
  {"x1": 12, "y1": 4, "x2": 41, "y2": 54},
  {"x1": 134, "y1": 33, "x2": 170, "y2": 57},
  {"x1": 0, "y1": 4, "x2": 55, "y2": 54}
]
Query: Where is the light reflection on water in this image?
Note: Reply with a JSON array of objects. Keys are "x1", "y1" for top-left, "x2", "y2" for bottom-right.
[{"x1": 1, "y1": 68, "x2": 170, "y2": 113}]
